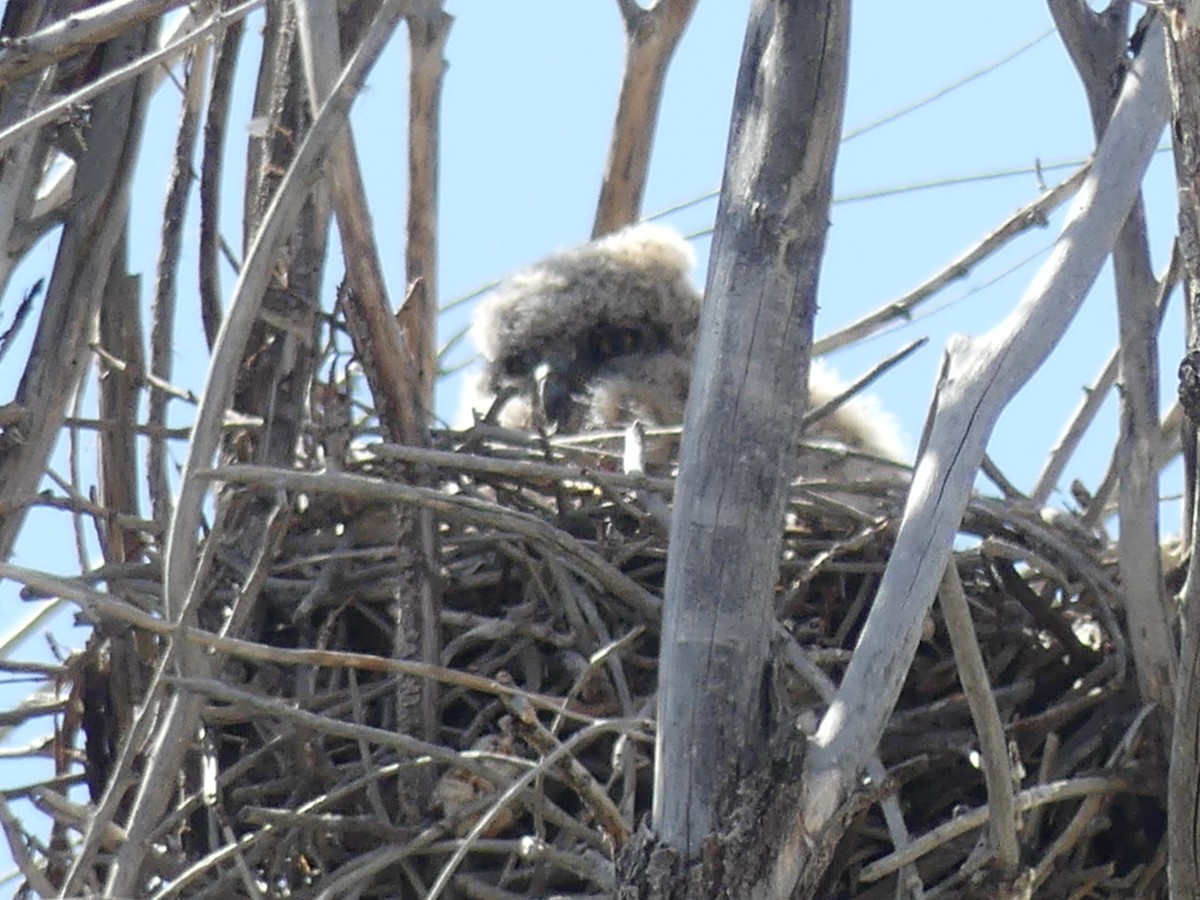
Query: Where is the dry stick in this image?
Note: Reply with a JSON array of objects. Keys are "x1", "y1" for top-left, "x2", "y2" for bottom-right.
[
  {"x1": 1059, "y1": 3, "x2": 1177, "y2": 717},
  {"x1": 1034, "y1": 351, "x2": 1117, "y2": 507},
  {"x1": 858, "y1": 775, "x2": 1146, "y2": 885},
  {"x1": 813, "y1": 164, "x2": 1089, "y2": 357},
  {"x1": 937, "y1": 562, "x2": 1019, "y2": 875},
  {"x1": 202, "y1": 463, "x2": 659, "y2": 620},
  {"x1": 777, "y1": 629, "x2": 926, "y2": 898},
  {"x1": 296, "y1": 0, "x2": 425, "y2": 446},
  {"x1": 90, "y1": 342, "x2": 199, "y2": 403},
  {"x1": 8, "y1": 9, "x2": 224, "y2": 266},
  {"x1": 14, "y1": 580, "x2": 611, "y2": 732},
  {"x1": 803, "y1": 336, "x2": 926, "y2": 430},
  {"x1": 0, "y1": 18, "x2": 150, "y2": 565},
  {"x1": 93, "y1": 253, "x2": 148, "y2": 850},
  {"x1": 786, "y1": 21, "x2": 1170, "y2": 888},
  {"x1": 164, "y1": 0, "x2": 405, "y2": 646},
  {"x1": 402, "y1": 0, "x2": 450, "y2": 426},
  {"x1": 1069, "y1": 249, "x2": 1180, "y2": 523},
  {"x1": 593, "y1": 0, "x2": 698, "y2": 237},
  {"x1": 168, "y1": 675, "x2": 469, "y2": 767},
  {"x1": 64, "y1": 507, "x2": 225, "y2": 893},
  {"x1": 1030, "y1": 703, "x2": 1157, "y2": 891},
  {"x1": 164, "y1": 675, "x2": 614, "y2": 889},
  {"x1": 151, "y1": 762, "x2": 410, "y2": 900},
  {"x1": 0, "y1": 560, "x2": 612, "y2": 725},
  {"x1": 0, "y1": 793, "x2": 56, "y2": 897},
  {"x1": 148, "y1": 42, "x2": 210, "y2": 530},
  {"x1": 295, "y1": 0, "x2": 443, "y2": 779},
  {"x1": 0, "y1": 0, "x2": 263, "y2": 159},
  {"x1": 91, "y1": 9, "x2": 410, "y2": 895},
  {"x1": 400, "y1": 0, "x2": 449, "y2": 768},
  {"x1": 0, "y1": 62, "x2": 53, "y2": 298},
  {"x1": 1048, "y1": 10, "x2": 1174, "y2": 722},
  {"x1": 198, "y1": 15, "x2": 244, "y2": 350},
  {"x1": 369, "y1": 440, "x2": 678, "y2": 495},
  {"x1": 503, "y1": 691, "x2": 630, "y2": 850},
  {"x1": 1023, "y1": 731, "x2": 1060, "y2": 849},
  {"x1": 0, "y1": 0, "x2": 188, "y2": 87},
  {"x1": 88, "y1": 501, "x2": 254, "y2": 896},
  {"x1": 422, "y1": 719, "x2": 635, "y2": 900}
]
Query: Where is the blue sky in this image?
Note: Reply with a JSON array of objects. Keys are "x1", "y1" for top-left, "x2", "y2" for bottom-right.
[{"x1": 0, "y1": 1, "x2": 1182, "y2": 888}]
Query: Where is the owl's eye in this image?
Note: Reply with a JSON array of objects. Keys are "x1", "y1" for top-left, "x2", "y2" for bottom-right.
[
  {"x1": 585, "y1": 325, "x2": 643, "y2": 364},
  {"x1": 500, "y1": 352, "x2": 536, "y2": 378},
  {"x1": 584, "y1": 323, "x2": 670, "y2": 366}
]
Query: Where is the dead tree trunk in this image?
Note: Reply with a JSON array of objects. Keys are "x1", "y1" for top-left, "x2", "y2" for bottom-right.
[
  {"x1": 1166, "y1": 6, "x2": 1200, "y2": 893},
  {"x1": 623, "y1": 1, "x2": 850, "y2": 894}
]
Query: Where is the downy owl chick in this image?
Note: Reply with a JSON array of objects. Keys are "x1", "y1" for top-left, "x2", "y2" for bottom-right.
[{"x1": 461, "y1": 223, "x2": 904, "y2": 467}]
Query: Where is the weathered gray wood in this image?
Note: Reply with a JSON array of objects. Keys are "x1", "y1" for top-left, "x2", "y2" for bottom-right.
[
  {"x1": 91, "y1": 7, "x2": 408, "y2": 894},
  {"x1": 593, "y1": 0, "x2": 697, "y2": 237},
  {"x1": 653, "y1": 0, "x2": 849, "y2": 861},
  {"x1": 0, "y1": 21, "x2": 151, "y2": 561},
  {"x1": 1166, "y1": 6, "x2": 1200, "y2": 893},
  {"x1": 1051, "y1": 0, "x2": 1174, "y2": 716},
  {"x1": 782, "y1": 21, "x2": 1169, "y2": 897}
]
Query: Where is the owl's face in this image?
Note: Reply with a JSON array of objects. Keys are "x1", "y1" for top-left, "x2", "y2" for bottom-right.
[
  {"x1": 483, "y1": 321, "x2": 687, "y2": 431},
  {"x1": 463, "y1": 224, "x2": 702, "y2": 433}
]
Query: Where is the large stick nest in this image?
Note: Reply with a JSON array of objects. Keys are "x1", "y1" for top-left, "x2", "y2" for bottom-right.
[{"x1": 11, "y1": 408, "x2": 1164, "y2": 898}]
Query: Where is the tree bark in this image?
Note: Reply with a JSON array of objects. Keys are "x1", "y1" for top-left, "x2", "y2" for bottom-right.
[
  {"x1": 1165, "y1": 5, "x2": 1200, "y2": 893},
  {"x1": 593, "y1": 0, "x2": 697, "y2": 237},
  {"x1": 652, "y1": 0, "x2": 850, "y2": 869},
  {"x1": 1051, "y1": 0, "x2": 1175, "y2": 717}
]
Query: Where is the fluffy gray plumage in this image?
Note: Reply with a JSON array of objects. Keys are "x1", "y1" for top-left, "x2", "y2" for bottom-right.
[
  {"x1": 466, "y1": 224, "x2": 699, "y2": 435},
  {"x1": 462, "y1": 223, "x2": 904, "y2": 463}
]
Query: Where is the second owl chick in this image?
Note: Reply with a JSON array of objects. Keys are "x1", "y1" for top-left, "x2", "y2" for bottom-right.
[{"x1": 463, "y1": 223, "x2": 904, "y2": 464}]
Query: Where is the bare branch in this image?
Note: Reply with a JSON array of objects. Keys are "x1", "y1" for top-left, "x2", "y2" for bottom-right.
[
  {"x1": 815, "y1": 164, "x2": 1088, "y2": 356},
  {"x1": 90, "y1": 7, "x2": 410, "y2": 893},
  {"x1": 0, "y1": 20, "x2": 152, "y2": 561},
  {"x1": 1166, "y1": 4, "x2": 1200, "y2": 891},
  {"x1": 402, "y1": 1, "x2": 452, "y2": 427},
  {"x1": 198, "y1": 15, "x2": 246, "y2": 349},
  {"x1": 1055, "y1": 0, "x2": 1172, "y2": 720},
  {"x1": 795, "y1": 17, "x2": 1169, "y2": 879},
  {"x1": 0, "y1": 0, "x2": 263, "y2": 160},
  {"x1": 937, "y1": 562, "x2": 1019, "y2": 874},
  {"x1": 148, "y1": 44, "x2": 210, "y2": 529},
  {"x1": 0, "y1": 0, "x2": 188, "y2": 87},
  {"x1": 654, "y1": 0, "x2": 850, "y2": 870},
  {"x1": 593, "y1": 0, "x2": 697, "y2": 236}
]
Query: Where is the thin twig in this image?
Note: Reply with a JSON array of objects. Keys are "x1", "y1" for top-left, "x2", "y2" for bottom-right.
[
  {"x1": 937, "y1": 562, "x2": 1020, "y2": 873},
  {"x1": 814, "y1": 164, "x2": 1089, "y2": 356}
]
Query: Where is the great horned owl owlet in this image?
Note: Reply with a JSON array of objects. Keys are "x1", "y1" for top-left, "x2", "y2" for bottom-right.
[{"x1": 461, "y1": 223, "x2": 904, "y2": 464}]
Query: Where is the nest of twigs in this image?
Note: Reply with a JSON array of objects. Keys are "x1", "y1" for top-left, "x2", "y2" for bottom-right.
[{"x1": 8, "y1": 412, "x2": 1163, "y2": 899}]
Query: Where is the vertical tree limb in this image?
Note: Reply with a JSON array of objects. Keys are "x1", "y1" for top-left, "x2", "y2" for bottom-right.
[
  {"x1": 149, "y1": 42, "x2": 209, "y2": 528},
  {"x1": 295, "y1": 0, "x2": 445, "y2": 783},
  {"x1": 0, "y1": 19, "x2": 151, "y2": 561},
  {"x1": 1051, "y1": 0, "x2": 1174, "y2": 717},
  {"x1": 198, "y1": 9, "x2": 243, "y2": 349},
  {"x1": 1165, "y1": 4, "x2": 1200, "y2": 892},
  {"x1": 787, "y1": 24, "x2": 1169, "y2": 897},
  {"x1": 654, "y1": 0, "x2": 849, "y2": 863},
  {"x1": 937, "y1": 561, "x2": 1020, "y2": 875},
  {"x1": 593, "y1": 0, "x2": 697, "y2": 237},
  {"x1": 402, "y1": 1, "x2": 450, "y2": 423}
]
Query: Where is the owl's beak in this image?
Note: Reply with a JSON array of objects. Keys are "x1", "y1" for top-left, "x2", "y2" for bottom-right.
[{"x1": 534, "y1": 363, "x2": 574, "y2": 429}]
